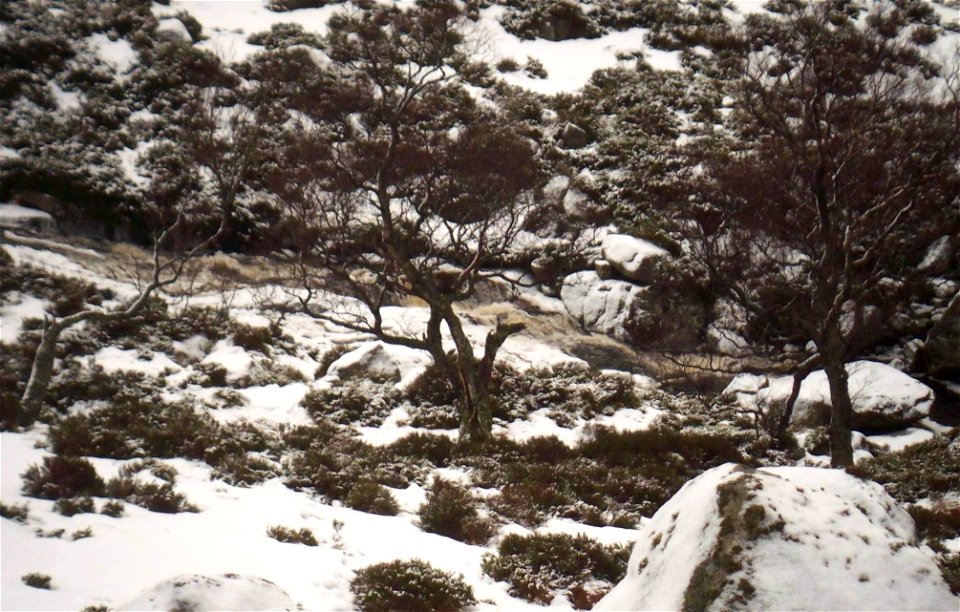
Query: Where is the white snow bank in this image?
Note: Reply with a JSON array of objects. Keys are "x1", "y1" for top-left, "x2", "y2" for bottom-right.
[
  {"x1": 93, "y1": 347, "x2": 181, "y2": 376},
  {"x1": 88, "y1": 33, "x2": 137, "y2": 73},
  {"x1": 120, "y1": 574, "x2": 297, "y2": 611},
  {"x1": 156, "y1": 17, "x2": 192, "y2": 42},
  {"x1": 597, "y1": 463, "x2": 958, "y2": 611}
]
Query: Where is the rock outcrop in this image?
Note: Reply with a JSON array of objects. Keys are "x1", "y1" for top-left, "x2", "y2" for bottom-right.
[
  {"x1": 745, "y1": 360, "x2": 935, "y2": 430},
  {"x1": 600, "y1": 234, "x2": 668, "y2": 284},
  {"x1": 560, "y1": 271, "x2": 643, "y2": 343},
  {"x1": 596, "y1": 464, "x2": 957, "y2": 612}
]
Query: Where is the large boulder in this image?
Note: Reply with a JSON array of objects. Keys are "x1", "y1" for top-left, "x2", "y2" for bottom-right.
[
  {"x1": 561, "y1": 271, "x2": 643, "y2": 343},
  {"x1": 600, "y1": 234, "x2": 669, "y2": 284},
  {"x1": 596, "y1": 464, "x2": 957, "y2": 612},
  {"x1": 121, "y1": 574, "x2": 297, "y2": 611},
  {"x1": 326, "y1": 342, "x2": 402, "y2": 383},
  {"x1": 923, "y1": 291, "x2": 960, "y2": 380},
  {"x1": 754, "y1": 360, "x2": 934, "y2": 430}
]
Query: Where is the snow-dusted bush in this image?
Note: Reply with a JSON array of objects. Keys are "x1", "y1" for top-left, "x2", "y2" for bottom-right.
[
  {"x1": 385, "y1": 433, "x2": 456, "y2": 468},
  {"x1": 53, "y1": 496, "x2": 95, "y2": 517},
  {"x1": 0, "y1": 501, "x2": 29, "y2": 523},
  {"x1": 266, "y1": 525, "x2": 318, "y2": 546},
  {"x1": 21, "y1": 456, "x2": 105, "y2": 500},
  {"x1": 105, "y1": 477, "x2": 197, "y2": 514},
  {"x1": 301, "y1": 382, "x2": 398, "y2": 427},
  {"x1": 853, "y1": 432, "x2": 960, "y2": 504},
  {"x1": 344, "y1": 480, "x2": 400, "y2": 516},
  {"x1": 100, "y1": 500, "x2": 124, "y2": 518},
  {"x1": 418, "y1": 477, "x2": 494, "y2": 545},
  {"x1": 21, "y1": 573, "x2": 52, "y2": 590},
  {"x1": 350, "y1": 559, "x2": 476, "y2": 612},
  {"x1": 49, "y1": 396, "x2": 218, "y2": 460},
  {"x1": 482, "y1": 532, "x2": 629, "y2": 608},
  {"x1": 247, "y1": 22, "x2": 323, "y2": 49}
]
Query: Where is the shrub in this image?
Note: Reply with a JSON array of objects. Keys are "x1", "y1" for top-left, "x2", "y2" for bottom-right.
[
  {"x1": 71, "y1": 527, "x2": 94, "y2": 540},
  {"x1": 525, "y1": 56, "x2": 547, "y2": 79},
  {"x1": 385, "y1": 433, "x2": 456, "y2": 468},
  {"x1": 496, "y1": 57, "x2": 520, "y2": 73},
  {"x1": 941, "y1": 552, "x2": 960, "y2": 596},
  {"x1": 852, "y1": 432, "x2": 960, "y2": 504},
  {"x1": 482, "y1": 532, "x2": 630, "y2": 608},
  {"x1": 231, "y1": 323, "x2": 276, "y2": 354},
  {"x1": 22, "y1": 572, "x2": 52, "y2": 590},
  {"x1": 419, "y1": 477, "x2": 494, "y2": 544},
  {"x1": 266, "y1": 525, "x2": 319, "y2": 546},
  {"x1": 211, "y1": 453, "x2": 279, "y2": 487},
  {"x1": 301, "y1": 382, "x2": 399, "y2": 427},
  {"x1": 106, "y1": 477, "x2": 198, "y2": 514},
  {"x1": 100, "y1": 500, "x2": 125, "y2": 517},
  {"x1": 350, "y1": 559, "x2": 475, "y2": 612},
  {"x1": 344, "y1": 480, "x2": 400, "y2": 516},
  {"x1": 54, "y1": 496, "x2": 95, "y2": 517},
  {"x1": 247, "y1": 22, "x2": 323, "y2": 49},
  {"x1": 266, "y1": 0, "x2": 343, "y2": 11},
  {"x1": 22, "y1": 456, "x2": 105, "y2": 500},
  {"x1": 0, "y1": 501, "x2": 29, "y2": 522},
  {"x1": 49, "y1": 396, "x2": 219, "y2": 460}
]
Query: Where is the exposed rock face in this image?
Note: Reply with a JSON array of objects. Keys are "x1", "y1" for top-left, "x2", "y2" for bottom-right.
[
  {"x1": 923, "y1": 291, "x2": 960, "y2": 380},
  {"x1": 326, "y1": 342, "x2": 402, "y2": 383},
  {"x1": 121, "y1": 574, "x2": 297, "y2": 611},
  {"x1": 751, "y1": 360, "x2": 934, "y2": 430},
  {"x1": 560, "y1": 271, "x2": 643, "y2": 343},
  {"x1": 918, "y1": 235, "x2": 957, "y2": 275},
  {"x1": 600, "y1": 234, "x2": 668, "y2": 284},
  {"x1": 596, "y1": 464, "x2": 957, "y2": 612}
]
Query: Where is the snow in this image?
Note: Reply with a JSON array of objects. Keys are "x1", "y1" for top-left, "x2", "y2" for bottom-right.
[
  {"x1": 49, "y1": 83, "x2": 81, "y2": 112},
  {"x1": 866, "y1": 427, "x2": 935, "y2": 453},
  {"x1": 597, "y1": 463, "x2": 959, "y2": 611},
  {"x1": 475, "y1": 7, "x2": 681, "y2": 95},
  {"x1": 755, "y1": 360, "x2": 934, "y2": 428},
  {"x1": 88, "y1": 33, "x2": 137, "y2": 74},
  {"x1": 0, "y1": 204, "x2": 53, "y2": 223},
  {"x1": 0, "y1": 293, "x2": 46, "y2": 343},
  {"x1": 93, "y1": 347, "x2": 181, "y2": 376},
  {"x1": 120, "y1": 574, "x2": 297, "y2": 611}
]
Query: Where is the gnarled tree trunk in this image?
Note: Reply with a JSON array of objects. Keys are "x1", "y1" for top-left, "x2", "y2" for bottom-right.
[{"x1": 823, "y1": 360, "x2": 854, "y2": 468}]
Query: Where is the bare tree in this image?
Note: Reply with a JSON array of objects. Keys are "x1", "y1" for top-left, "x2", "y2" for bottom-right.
[
  {"x1": 275, "y1": 2, "x2": 541, "y2": 442},
  {"x1": 17, "y1": 81, "x2": 271, "y2": 426},
  {"x1": 686, "y1": 0, "x2": 960, "y2": 466}
]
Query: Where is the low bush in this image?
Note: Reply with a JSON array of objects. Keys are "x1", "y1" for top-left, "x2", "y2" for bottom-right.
[
  {"x1": 247, "y1": 22, "x2": 323, "y2": 49},
  {"x1": 100, "y1": 500, "x2": 125, "y2": 517},
  {"x1": 22, "y1": 456, "x2": 105, "y2": 500},
  {"x1": 54, "y1": 496, "x2": 95, "y2": 517},
  {"x1": 350, "y1": 559, "x2": 475, "y2": 612},
  {"x1": 344, "y1": 480, "x2": 400, "y2": 516},
  {"x1": 266, "y1": 525, "x2": 318, "y2": 546},
  {"x1": 940, "y1": 552, "x2": 960, "y2": 596},
  {"x1": 907, "y1": 502, "x2": 960, "y2": 547},
  {"x1": 418, "y1": 477, "x2": 494, "y2": 544},
  {"x1": 105, "y1": 477, "x2": 198, "y2": 514},
  {"x1": 22, "y1": 572, "x2": 52, "y2": 590},
  {"x1": 71, "y1": 527, "x2": 94, "y2": 540},
  {"x1": 482, "y1": 532, "x2": 630, "y2": 608},
  {"x1": 384, "y1": 433, "x2": 456, "y2": 468},
  {"x1": 211, "y1": 453, "x2": 279, "y2": 487},
  {"x1": 266, "y1": 0, "x2": 342, "y2": 11},
  {"x1": 0, "y1": 501, "x2": 29, "y2": 522},
  {"x1": 49, "y1": 396, "x2": 220, "y2": 460},
  {"x1": 231, "y1": 323, "x2": 276, "y2": 354},
  {"x1": 853, "y1": 432, "x2": 960, "y2": 504},
  {"x1": 301, "y1": 381, "x2": 398, "y2": 427}
]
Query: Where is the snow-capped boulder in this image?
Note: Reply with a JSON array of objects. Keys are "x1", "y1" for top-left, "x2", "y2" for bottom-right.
[
  {"x1": 326, "y1": 342, "x2": 402, "y2": 383},
  {"x1": 756, "y1": 360, "x2": 934, "y2": 429},
  {"x1": 561, "y1": 271, "x2": 643, "y2": 343},
  {"x1": 121, "y1": 574, "x2": 297, "y2": 611},
  {"x1": 596, "y1": 464, "x2": 958, "y2": 612},
  {"x1": 918, "y1": 235, "x2": 956, "y2": 275},
  {"x1": 0, "y1": 203, "x2": 54, "y2": 234},
  {"x1": 600, "y1": 234, "x2": 668, "y2": 284},
  {"x1": 156, "y1": 18, "x2": 192, "y2": 42}
]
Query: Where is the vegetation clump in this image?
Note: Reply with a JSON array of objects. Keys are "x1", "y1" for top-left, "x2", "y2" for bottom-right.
[
  {"x1": 266, "y1": 525, "x2": 319, "y2": 546},
  {"x1": 482, "y1": 532, "x2": 630, "y2": 609},
  {"x1": 418, "y1": 477, "x2": 495, "y2": 544},
  {"x1": 350, "y1": 559, "x2": 476, "y2": 612}
]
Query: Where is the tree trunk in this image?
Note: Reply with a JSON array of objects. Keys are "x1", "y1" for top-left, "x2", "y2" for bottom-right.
[
  {"x1": 458, "y1": 371, "x2": 494, "y2": 444},
  {"x1": 19, "y1": 319, "x2": 67, "y2": 426},
  {"x1": 823, "y1": 361, "x2": 854, "y2": 468},
  {"x1": 774, "y1": 354, "x2": 819, "y2": 445}
]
